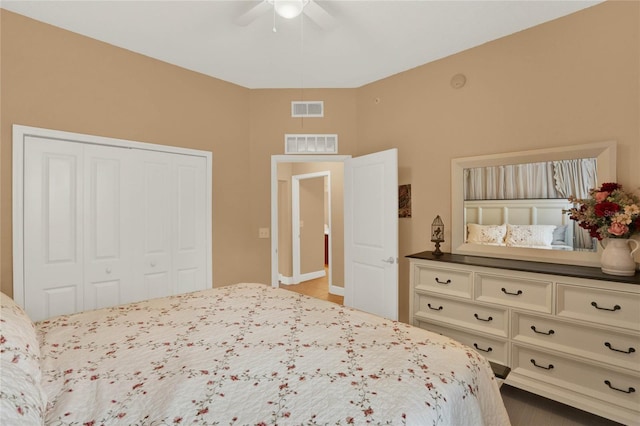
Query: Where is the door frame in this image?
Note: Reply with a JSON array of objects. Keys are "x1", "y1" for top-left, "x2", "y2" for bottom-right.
[
  {"x1": 270, "y1": 155, "x2": 350, "y2": 292},
  {"x1": 12, "y1": 124, "x2": 213, "y2": 306},
  {"x1": 291, "y1": 171, "x2": 330, "y2": 285}
]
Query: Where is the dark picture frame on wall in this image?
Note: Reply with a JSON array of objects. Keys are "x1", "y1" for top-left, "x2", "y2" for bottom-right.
[{"x1": 399, "y1": 184, "x2": 412, "y2": 218}]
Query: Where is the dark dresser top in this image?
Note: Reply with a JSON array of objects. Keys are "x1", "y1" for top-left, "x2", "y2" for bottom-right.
[{"x1": 406, "y1": 251, "x2": 640, "y2": 285}]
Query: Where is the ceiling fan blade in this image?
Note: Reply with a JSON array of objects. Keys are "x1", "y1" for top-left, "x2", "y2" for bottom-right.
[
  {"x1": 235, "y1": 1, "x2": 272, "y2": 26},
  {"x1": 304, "y1": 1, "x2": 337, "y2": 30}
]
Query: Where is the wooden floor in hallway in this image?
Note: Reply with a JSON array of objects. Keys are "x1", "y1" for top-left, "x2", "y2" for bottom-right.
[{"x1": 279, "y1": 268, "x2": 343, "y2": 305}]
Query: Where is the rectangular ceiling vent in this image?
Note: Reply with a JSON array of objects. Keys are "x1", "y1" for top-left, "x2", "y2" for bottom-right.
[
  {"x1": 291, "y1": 101, "x2": 324, "y2": 118},
  {"x1": 285, "y1": 134, "x2": 338, "y2": 154}
]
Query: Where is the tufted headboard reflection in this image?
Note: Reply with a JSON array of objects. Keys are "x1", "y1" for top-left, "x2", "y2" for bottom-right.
[{"x1": 464, "y1": 199, "x2": 574, "y2": 249}]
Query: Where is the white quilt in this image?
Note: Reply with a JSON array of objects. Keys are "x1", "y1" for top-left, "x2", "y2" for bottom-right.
[{"x1": 35, "y1": 283, "x2": 510, "y2": 425}]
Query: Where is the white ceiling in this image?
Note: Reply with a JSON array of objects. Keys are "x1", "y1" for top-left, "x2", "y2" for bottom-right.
[{"x1": 1, "y1": 0, "x2": 603, "y2": 89}]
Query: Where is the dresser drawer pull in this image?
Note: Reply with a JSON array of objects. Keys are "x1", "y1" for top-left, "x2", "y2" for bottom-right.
[
  {"x1": 427, "y1": 303, "x2": 443, "y2": 311},
  {"x1": 434, "y1": 278, "x2": 451, "y2": 285},
  {"x1": 604, "y1": 342, "x2": 636, "y2": 354},
  {"x1": 530, "y1": 359, "x2": 554, "y2": 370},
  {"x1": 501, "y1": 287, "x2": 523, "y2": 296},
  {"x1": 604, "y1": 380, "x2": 636, "y2": 394},
  {"x1": 591, "y1": 301, "x2": 621, "y2": 312},
  {"x1": 473, "y1": 343, "x2": 493, "y2": 353},
  {"x1": 531, "y1": 326, "x2": 555, "y2": 336},
  {"x1": 474, "y1": 313, "x2": 493, "y2": 322}
]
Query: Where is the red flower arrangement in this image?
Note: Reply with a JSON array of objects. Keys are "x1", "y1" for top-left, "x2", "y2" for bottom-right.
[{"x1": 567, "y1": 182, "x2": 640, "y2": 240}]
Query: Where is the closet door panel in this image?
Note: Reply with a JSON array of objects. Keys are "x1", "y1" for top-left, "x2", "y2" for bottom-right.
[
  {"x1": 24, "y1": 136, "x2": 83, "y2": 321},
  {"x1": 174, "y1": 155, "x2": 207, "y2": 294},
  {"x1": 17, "y1": 125, "x2": 211, "y2": 320},
  {"x1": 133, "y1": 151, "x2": 173, "y2": 301},
  {"x1": 84, "y1": 280, "x2": 121, "y2": 310},
  {"x1": 83, "y1": 144, "x2": 135, "y2": 309}
]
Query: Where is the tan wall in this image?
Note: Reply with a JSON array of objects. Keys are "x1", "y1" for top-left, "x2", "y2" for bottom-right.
[
  {"x1": 357, "y1": 0, "x2": 639, "y2": 322},
  {"x1": 299, "y1": 177, "x2": 324, "y2": 275},
  {"x1": 1, "y1": 2, "x2": 638, "y2": 324},
  {"x1": 247, "y1": 89, "x2": 358, "y2": 285},
  {"x1": 0, "y1": 11, "x2": 359, "y2": 298},
  {"x1": 0, "y1": 10, "x2": 255, "y2": 294}
]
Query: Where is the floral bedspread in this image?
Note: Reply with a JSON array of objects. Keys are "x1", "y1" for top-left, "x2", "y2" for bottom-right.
[{"x1": 37, "y1": 283, "x2": 510, "y2": 425}]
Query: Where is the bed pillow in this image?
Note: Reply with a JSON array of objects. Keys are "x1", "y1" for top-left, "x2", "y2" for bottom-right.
[
  {"x1": 552, "y1": 225, "x2": 568, "y2": 245},
  {"x1": 466, "y1": 223, "x2": 507, "y2": 245},
  {"x1": 0, "y1": 292, "x2": 47, "y2": 424},
  {"x1": 505, "y1": 224, "x2": 556, "y2": 248}
]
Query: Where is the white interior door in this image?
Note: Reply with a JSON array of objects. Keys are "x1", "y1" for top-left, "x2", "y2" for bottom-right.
[
  {"x1": 14, "y1": 125, "x2": 213, "y2": 321},
  {"x1": 23, "y1": 136, "x2": 84, "y2": 321},
  {"x1": 131, "y1": 151, "x2": 208, "y2": 301},
  {"x1": 83, "y1": 144, "x2": 135, "y2": 310},
  {"x1": 291, "y1": 171, "x2": 330, "y2": 284},
  {"x1": 132, "y1": 150, "x2": 174, "y2": 301},
  {"x1": 344, "y1": 149, "x2": 398, "y2": 320},
  {"x1": 173, "y1": 154, "x2": 208, "y2": 295}
]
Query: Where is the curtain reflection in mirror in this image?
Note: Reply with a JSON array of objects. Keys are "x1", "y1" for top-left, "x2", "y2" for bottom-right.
[{"x1": 464, "y1": 159, "x2": 596, "y2": 200}]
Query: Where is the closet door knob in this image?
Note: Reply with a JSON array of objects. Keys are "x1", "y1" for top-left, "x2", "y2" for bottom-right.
[
  {"x1": 105, "y1": 267, "x2": 112, "y2": 274},
  {"x1": 151, "y1": 261, "x2": 157, "y2": 267}
]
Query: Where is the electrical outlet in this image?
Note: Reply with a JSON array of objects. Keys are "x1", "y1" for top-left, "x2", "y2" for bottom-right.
[{"x1": 258, "y1": 228, "x2": 270, "y2": 239}]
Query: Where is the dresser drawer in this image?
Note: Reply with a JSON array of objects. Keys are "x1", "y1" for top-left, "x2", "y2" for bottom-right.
[
  {"x1": 475, "y1": 273, "x2": 552, "y2": 313},
  {"x1": 420, "y1": 321, "x2": 509, "y2": 366},
  {"x1": 511, "y1": 345, "x2": 640, "y2": 412},
  {"x1": 557, "y1": 284, "x2": 640, "y2": 331},
  {"x1": 513, "y1": 312, "x2": 640, "y2": 372},
  {"x1": 413, "y1": 264, "x2": 472, "y2": 299},
  {"x1": 413, "y1": 293, "x2": 508, "y2": 337}
]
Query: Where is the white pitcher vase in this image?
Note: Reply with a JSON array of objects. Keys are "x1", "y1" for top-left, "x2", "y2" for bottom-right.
[{"x1": 600, "y1": 238, "x2": 639, "y2": 276}]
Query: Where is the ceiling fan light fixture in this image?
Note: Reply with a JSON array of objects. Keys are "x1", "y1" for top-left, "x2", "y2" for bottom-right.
[{"x1": 272, "y1": 0, "x2": 309, "y2": 19}]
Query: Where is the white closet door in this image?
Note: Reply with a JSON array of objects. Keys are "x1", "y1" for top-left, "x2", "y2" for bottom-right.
[
  {"x1": 132, "y1": 150, "x2": 174, "y2": 301},
  {"x1": 15, "y1": 125, "x2": 212, "y2": 321},
  {"x1": 83, "y1": 144, "x2": 135, "y2": 309},
  {"x1": 24, "y1": 136, "x2": 84, "y2": 321},
  {"x1": 174, "y1": 154, "x2": 207, "y2": 294}
]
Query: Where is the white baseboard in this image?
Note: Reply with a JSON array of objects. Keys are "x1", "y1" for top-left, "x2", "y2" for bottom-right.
[
  {"x1": 278, "y1": 274, "x2": 295, "y2": 285},
  {"x1": 280, "y1": 269, "x2": 326, "y2": 285},
  {"x1": 299, "y1": 269, "x2": 326, "y2": 282},
  {"x1": 329, "y1": 284, "x2": 344, "y2": 296},
  {"x1": 279, "y1": 271, "x2": 344, "y2": 298}
]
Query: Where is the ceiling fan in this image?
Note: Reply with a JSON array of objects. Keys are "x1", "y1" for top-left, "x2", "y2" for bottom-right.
[{"x1": 235, "y1": 0, "x2": 337, "y2": 30}]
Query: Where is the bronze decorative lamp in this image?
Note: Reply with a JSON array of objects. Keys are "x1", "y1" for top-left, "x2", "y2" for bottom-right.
[{"x1": 431, "y1": 215, "x2": 444, "y2": 256}]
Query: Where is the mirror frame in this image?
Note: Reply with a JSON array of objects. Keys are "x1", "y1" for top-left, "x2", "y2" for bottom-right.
[{"x1": 451, "y1": 141, "x2": 617, "y2": 267}]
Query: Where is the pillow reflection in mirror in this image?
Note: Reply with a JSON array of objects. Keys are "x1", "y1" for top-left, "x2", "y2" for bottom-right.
[
  {"x1": 505, "y1": 224, "x2": 556, "y2": 247},
  {"x1": 467, "y1": 223, "x2": 507, "y2": 245},
  {"x1": 552, "y1": 225, "x2": 568, "y2": 245}
]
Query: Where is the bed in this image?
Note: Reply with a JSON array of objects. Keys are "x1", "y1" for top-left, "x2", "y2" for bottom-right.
[
  {"x1": 464, "y1": 199, "x2": 575, "y2": 250},
  {"x1": 1, "y1": 283, "x2": 510, "y2": 425}
]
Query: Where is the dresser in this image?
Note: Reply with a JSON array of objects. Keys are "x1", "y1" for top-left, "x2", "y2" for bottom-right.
[{"x1": 407, "y1": 252, "x2": 640, "y2": 425}]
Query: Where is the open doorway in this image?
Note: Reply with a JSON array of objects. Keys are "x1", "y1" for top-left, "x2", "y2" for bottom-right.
[
  {"x1": 271, "y1": 149, "x2": 399, "y2": 320},
  {"x1": 272, "y1": 157, "x2": 347, "y2": 298},
  {"x1": 278, "y1": 171, "x2": 329, "y2": 285},
  {"x1": 292, "y1": 171, "x2": 329, "y2": 284}
]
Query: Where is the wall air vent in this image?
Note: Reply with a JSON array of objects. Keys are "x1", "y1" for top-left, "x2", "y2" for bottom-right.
[
  {"x1": 285, "y1": 134, "x2": 338, "y2": 154},
  {"x1": 291, "y1": 101, "x2": 324, "y2": 118}
]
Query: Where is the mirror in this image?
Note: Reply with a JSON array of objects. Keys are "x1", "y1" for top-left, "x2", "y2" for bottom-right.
[{"x1": 451, "y1": 141, "x2": 617, "y2": 267}]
